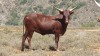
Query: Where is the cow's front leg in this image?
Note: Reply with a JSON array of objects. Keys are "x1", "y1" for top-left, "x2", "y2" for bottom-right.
[{"x1": 55, "y1": 33, "x2": 59, "y2": 51}]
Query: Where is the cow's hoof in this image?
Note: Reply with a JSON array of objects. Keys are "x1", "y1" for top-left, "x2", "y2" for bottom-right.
[{"x1": 21, "y1": 49, "x2": 24, "y2": 51}]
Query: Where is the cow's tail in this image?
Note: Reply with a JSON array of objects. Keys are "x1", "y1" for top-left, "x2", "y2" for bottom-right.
[{"x1": 23, "y1": 19, "x2": 24, "y2": 36}]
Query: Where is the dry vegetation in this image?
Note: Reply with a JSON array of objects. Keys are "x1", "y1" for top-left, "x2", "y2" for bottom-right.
[
  {"x1": 1, "y1": 0, "x2": 100, "y2": 56},
  {"x1": 0, "y1": 0, "x2": 100, "y2": 27},
  {"x1": 1, "y1": 26, "x2": 100, "y2": 56}
]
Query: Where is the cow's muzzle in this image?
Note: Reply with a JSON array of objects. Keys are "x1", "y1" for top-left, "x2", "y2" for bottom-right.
[{"x1": 65, "y1": 21, "x2": 69, "y2": 24}]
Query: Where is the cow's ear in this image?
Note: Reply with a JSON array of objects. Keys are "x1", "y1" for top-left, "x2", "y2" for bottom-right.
[
  {"x1": 59, "y1": 11, "x2": 63, "y2": 14},
  {"x1": 70, "y1": 11, "x2": 74, "y2": 14}
]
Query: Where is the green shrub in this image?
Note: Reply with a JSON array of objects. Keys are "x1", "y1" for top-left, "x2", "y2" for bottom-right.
[
  {"x1": 33, "y1": 5, "x2": 43, "y2": 13},
  {"x1": 96, "y1": 0, "x2": 100, "y2": 2},
  {"x1": 25, "y1": 7, "x2": 33, "y2": 14},
  {"x1": 10, "y1": 11, "x2": 19, "y2": 19},
  {"x1": 5, "y1": 9, "x2": 20, "y2": 25},
  {"x1": 6, "y1": 18, "x2": 19, "y2": 25},
  {"x1": 37, "y1": 5, "x2": 43, "y2": 11},
  {"x1": 75, "y1": 2, "x2": 86, "y2": 9},
  {"x1": 42, "y1": 9, "x2": 49, "y2": 15},
  {"x1": 19, "y1": 0, "x2": 27, "y2": 5},
  {"x1": 72, "y1": 0, "x2": 76, "y2": 2},
  {"x1": 81, "y1": 21, "x2": 96, "y2": 27},
  {"x1": 51, "y1": 7, "x2": 56, "y2": 15},
  {"x1": 49, "y1": 0, "x2": 56, "y2": 4},
  {"x1": 27, "y1": 0, "x2": 33, "y2": 3}
]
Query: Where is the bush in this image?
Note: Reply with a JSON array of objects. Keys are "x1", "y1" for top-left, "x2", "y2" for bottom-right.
[
  {"x1": 5, "y1": 9, "x2": 20, "y2": 25},
  {"x1": 81, "y1": 21, "x2": 96, "y2": 27},
  {"x1": 42, "y1": 9, "x2": 49, "y2": 15},
  {"x1": 72, "y1": 0, "x2": 76, "y2": 2},
  {"x1": 19, "y1": 0, "x2": 27, "y2": 5},
  {"x1": 49, "y1": 0, "x2": 56, "y2": 4},
  {"x1": 33, "y1": 5, "x2": 43, "y2": 13},
  {"x1": 96, "y1": 0, "x2": 100, "y2": 2},
  {"x1": 75, "y1": 2, "x2": 86, "y2": 9}
]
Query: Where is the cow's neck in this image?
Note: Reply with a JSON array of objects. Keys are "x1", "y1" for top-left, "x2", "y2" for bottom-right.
[{"x1": 55, "y1": 14, "x2": 69, "y2": 35}]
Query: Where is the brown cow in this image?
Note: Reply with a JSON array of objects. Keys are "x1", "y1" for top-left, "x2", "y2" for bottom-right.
[{"x1": 21, "y1": 7, "x2": 75, "y2": 51}]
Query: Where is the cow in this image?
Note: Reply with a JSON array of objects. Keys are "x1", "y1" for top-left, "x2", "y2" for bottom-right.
[{"x1": 21, "y1": 7, "x2": 75, "y2": 51}]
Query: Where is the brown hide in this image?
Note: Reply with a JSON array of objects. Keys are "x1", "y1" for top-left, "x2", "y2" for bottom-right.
[{"x1": 21, "y1": 9, "x2": 74, "y2": 51}]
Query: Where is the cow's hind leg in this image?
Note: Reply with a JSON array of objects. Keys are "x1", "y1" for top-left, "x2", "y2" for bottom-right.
[
  {"x1": 55, "y1": 33, "x2": 59, "y2": 51},
  {"x1": 27, "y1": 31, "x2": 34, "y2": 50},
  {"x1": 21, "y1": 31, "x2": 28, "y2": 51}
]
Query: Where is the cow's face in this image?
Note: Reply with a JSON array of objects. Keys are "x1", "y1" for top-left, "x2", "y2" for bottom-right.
[
  {"x1": 55, "y1": 7, "x2": 75, "y2": 23},
  {"x1": 58, "y1": 10, "x2": 74, "y2": 23}
]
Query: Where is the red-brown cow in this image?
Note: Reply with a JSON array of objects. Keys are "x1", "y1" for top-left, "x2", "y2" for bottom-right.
[{"x1": 21, "y1": 7, "x2": 75, "y2": 51}]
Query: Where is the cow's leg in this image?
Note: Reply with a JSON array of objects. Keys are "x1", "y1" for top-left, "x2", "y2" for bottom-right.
[
  {"x1": 21, "y1": 31, "x2": 28, "y2": 51},
  {"x1": 55, "y1": 33, "x2": 59, "y2": 51},
  {"x1": 27, "y1": 31, "x2": 33, "y2": 50}
]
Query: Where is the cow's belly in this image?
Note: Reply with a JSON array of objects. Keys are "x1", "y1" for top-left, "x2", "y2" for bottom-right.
[{"x1": 35, "y1": 29, "x2": 54, "y2": 35}]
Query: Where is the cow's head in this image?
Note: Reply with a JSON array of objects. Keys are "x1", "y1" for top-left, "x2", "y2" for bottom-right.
[{"x1": 55, "y1": 7, "x2": 75, "y2": 23}]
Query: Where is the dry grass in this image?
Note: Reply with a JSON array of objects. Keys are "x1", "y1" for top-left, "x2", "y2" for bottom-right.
[{"x1": 1, "y1": 26, "x2": 100, "y2": 56}]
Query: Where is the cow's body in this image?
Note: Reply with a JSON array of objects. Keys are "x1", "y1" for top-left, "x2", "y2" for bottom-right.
[
  {"x1": 21, "y1": 9, "x2": 74, "y2": 51},
  {"x1": 24, "y1": 13, "x2": 67, "y2": 35}
]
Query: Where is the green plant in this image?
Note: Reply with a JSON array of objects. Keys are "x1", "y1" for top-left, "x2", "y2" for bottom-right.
[
  {"x1": 72, "y1": 0, "x2": 76, "y2": 2},
  {"x1": 25, "y1": 7, "x2": 33, "y2": 14},
  {"x1": 42, "y1": 9, "x2": 49, "y2": 15},
  {"x1": 96, "y1": 0, "x2": 100, "y2": 2},
  {"x1": 37, "y1": 5, "x2": 43, "y2": 12},
  {"x1": 81, "y1": 21, "x2": 96, "y2": 27},
  {"x1": 33, "y1": 5, "x2": 43, "y2": 13},
  {"x1": 51, "y1": 7, "x2": 56, "y2": 15},
  {"x1": 75, "y1": 2, "x2": 86, "y2": 9},
  {"x1": 19, "y1": 0, "x2": 27, "y2": 5},
  {"x1": 49, "y1": 0, "x2": 56, "y2": 4},
  {"x1": 27, "y1": 0, "x2": 33, "y2": 3},
  {"x1": 5, "y1": 9, "x2": 20, "y2": 25}
]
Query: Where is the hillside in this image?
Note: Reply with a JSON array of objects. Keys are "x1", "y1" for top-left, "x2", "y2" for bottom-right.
[{"x1": 0, "y1": 0, "x2": 100, "y2": 27}]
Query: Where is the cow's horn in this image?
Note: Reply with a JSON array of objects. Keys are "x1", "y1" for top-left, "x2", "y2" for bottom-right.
[
  {"x1": 94, "y1": 0, "x2": 100, "y2": 7},
  {"x1": 54, "y1": 7, "x2": 63, "y2": 11},
  {"x1": 69, "y1": 7, "x2": 77, "y2": 11}
]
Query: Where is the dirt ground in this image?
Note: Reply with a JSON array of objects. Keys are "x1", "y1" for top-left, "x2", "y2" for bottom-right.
[{"x1": 1, "y1": 26, "x2": 100, "y2": 56}]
